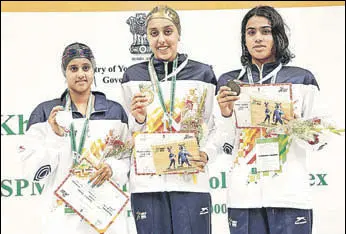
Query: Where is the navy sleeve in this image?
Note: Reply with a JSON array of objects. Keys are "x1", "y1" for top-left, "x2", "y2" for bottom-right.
[
  {"x1": 303, "y1": 70, "x2": 320, "y2": 90},
  {"x1": 27, "y1": 103, "x2": 51, "y2": 131}
]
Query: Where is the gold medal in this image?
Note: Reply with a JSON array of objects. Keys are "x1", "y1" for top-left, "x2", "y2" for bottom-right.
[{"x1": 139, "y1": 83, "x2": 154, "y2": 104}]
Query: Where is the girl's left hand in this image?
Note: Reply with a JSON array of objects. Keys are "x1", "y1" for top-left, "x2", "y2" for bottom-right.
[{"x1": 88, "y1": 163, "x2": 113, "y2": 188}]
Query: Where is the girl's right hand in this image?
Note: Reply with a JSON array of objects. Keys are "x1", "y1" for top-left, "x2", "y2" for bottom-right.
[
  {"x1": 217, "y1": 86, "x2": 240, "y2": 117},
  {"x1": 131, "y1": 93, "x2": 148, "y2": 124}
]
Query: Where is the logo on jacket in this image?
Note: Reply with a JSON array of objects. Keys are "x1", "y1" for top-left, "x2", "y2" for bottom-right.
[
  {"x1": 136, "y1": 211, "x2": 147, "y2": 220},
  {"x1": 295, "y1": 216, "x2": 307, "y2": 225},
  {"x1": 199, "y1": 207, "x2": 209, "y2": 215},
  {"x1": 223, "y1": 143, "x2": 234, "y2": 155},
  {"x1": 17, "y1": 145, "x2": 26, "y2": 153},
  {"x1": 127, "y1": 13, "x2": 151, "y2": 55},
  {"x1": 228, "y1": 217, "x2": 238, "y2": 227},
  {"x1": 33, "y1": 165, "x2": 51, "y2": 181}
]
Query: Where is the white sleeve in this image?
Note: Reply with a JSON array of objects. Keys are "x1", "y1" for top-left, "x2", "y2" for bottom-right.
[
  {"x1": 18, "y1": 122, "x2": 67, "y2": 183},
  {"x1": 301, "y1": 84, "x2": 327, "y2": 119},
  {"x1": 128, "y1": 114, "x2": 147, "y2": 133},
  {"x1": 104, "y1": 122, "x2": 131, "y2": 186},
  {"x1": 105, "y1": 156, "x2": 130, "y2": 186},
  {"x1": 295, "y1": 84, "x2": 332, "y2": 151},
  {"x1": 200, "y1": 95, "x2": 237, "y2": 163}
]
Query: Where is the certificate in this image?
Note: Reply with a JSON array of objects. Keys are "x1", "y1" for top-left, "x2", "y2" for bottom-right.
[
  {"x1": 54, "y1": 159, "x2": 129, "y2": 233},
  {"x1": 234, "y1": 83, "x2": 293, "y2": 128},
  {"x1": 255, "y1": 137, "x2": 280, "y2": 172},
  {"x1": 134, "y1": 132, "x2": 200, "y2": 175}
]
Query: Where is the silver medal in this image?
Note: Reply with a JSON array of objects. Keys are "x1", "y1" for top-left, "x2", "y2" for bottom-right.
[{"x1": 56, "y1": 110, "x2": 73, "y2": 128}]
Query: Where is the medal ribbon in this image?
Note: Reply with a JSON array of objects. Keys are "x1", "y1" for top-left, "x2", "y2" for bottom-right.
[
  {"x1": 237, "y1": 63, "x2": 282, "y2": 84},
  {"x1": 64, "y1": 92, "x2": 93, "y2": 167},
  {"x1": 148, "y1": 56, "x2": 183, "y2": 131}
]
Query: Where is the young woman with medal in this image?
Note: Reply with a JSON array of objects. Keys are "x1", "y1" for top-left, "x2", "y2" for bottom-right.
[
  {"x1": 121, "y1": 5, "x2": 219, "y2": 234},
  {"x1": 216, "y1": 6, "x2": 323, "y2": 234},
  {"x1": 21, "y1": 42, "x2": 131, "y2": 234}
]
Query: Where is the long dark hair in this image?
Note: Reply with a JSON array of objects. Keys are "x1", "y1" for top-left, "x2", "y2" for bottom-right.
[{"x1": 240, "y1": 5, "x2": 295, "y2": 66}]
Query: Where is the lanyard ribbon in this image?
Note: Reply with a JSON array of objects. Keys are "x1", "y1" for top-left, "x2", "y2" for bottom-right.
[
  {"x1": 64, "y1": 92, "x2": 93, "y2": 167},
  {"x1": 148, "y1": 55, "x2": 188, "y2": 131},
  {"x1": 237, "y1": 63, "x2": 282, "y2": 84}
]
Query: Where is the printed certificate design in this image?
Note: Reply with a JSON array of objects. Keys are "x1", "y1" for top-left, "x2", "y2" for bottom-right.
[
  {"x1": 54, "y1": 159, "x2": 129, "y2": 233},
  {"x1": 235, "y1": 128, "x2": 290, "y2": 184},
  {"x1": 134, "y1": 132, "x2": 200, "y2": 175},
  {"x1": 234, "y1": 83, "x2": 293, "y2": 128},
  {"x1": 255, "y1": 137, "x2": 280, "y2": 172}
]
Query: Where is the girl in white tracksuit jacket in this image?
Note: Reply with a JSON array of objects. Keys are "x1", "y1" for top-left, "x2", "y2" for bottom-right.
[
  {"x1": 121, "y1": 5, "x2": 219, "y2": 234},
  {"x1": 20, "y1": 42, "x2": 131, "y2": 234},
  {"x1": 216, "y1": 6, "x2": 325, "y2": 234}
]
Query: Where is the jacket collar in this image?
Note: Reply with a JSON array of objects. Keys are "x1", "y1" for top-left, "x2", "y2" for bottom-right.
[
  {"x1": 249, "y1": 61, "x2": 281, "y2": 77},
  {"x1": 59, "y1": 89, "x2": 108, "y2": 113},
  {"x1": 151, "y1": 53, "x2": 187, "y2": 81}
]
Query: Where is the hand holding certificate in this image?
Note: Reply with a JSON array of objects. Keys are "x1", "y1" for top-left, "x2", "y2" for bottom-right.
[
  {"x1": 54, "y1": 159, "x2": 129, "y2": 233},
  {"x1": 82, "y1": 129, "x2": 133, "y2": 169}
]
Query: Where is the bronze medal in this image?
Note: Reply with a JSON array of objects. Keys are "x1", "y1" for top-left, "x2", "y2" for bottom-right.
[{"x1": 226, "y1": 80, "x2": 241, "y2": 96}]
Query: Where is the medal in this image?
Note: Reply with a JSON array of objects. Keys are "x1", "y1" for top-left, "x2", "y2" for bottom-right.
[
  {"x1": 56, "y1": 110, "x2": 73, "y2": 128},
  {"x1": 226, "y1": 80, "x2": 241, "y2": 96},
  {"x1": 139, "y1": 84, "x2": 154, "y2": 104}
]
